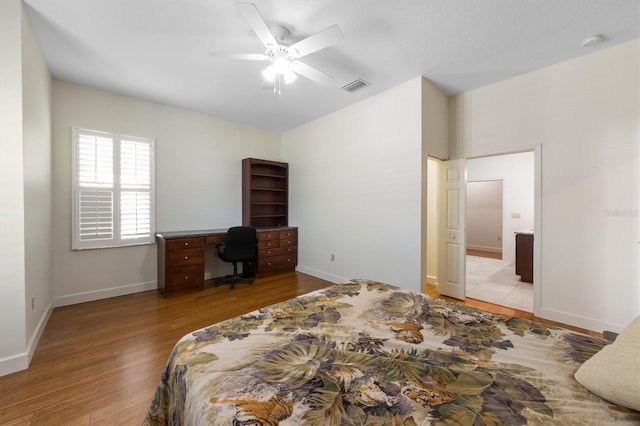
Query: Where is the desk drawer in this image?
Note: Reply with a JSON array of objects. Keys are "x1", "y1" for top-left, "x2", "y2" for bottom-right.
[
  {"x1": 259, "y1": 246, "x2": 295, "y2": 257},
  {"x1": 166, "y1": 248, "x2": 204, "y2": 268},
  {"x1": 258, "y1": 253, "x2": 297, "y2": 273},
  {"x1": 205, "y1": 235, "x2": 225, "y2": 245},
  {"x1": 166, "y1": 237, "x2": 205, "y2": 251},
  {"x1": 166, "y1": 266, "x2": 204, "y2": 290}
]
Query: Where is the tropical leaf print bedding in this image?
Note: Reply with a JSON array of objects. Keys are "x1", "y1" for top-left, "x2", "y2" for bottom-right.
[{"x1": 144, "y1": 279, "x2": 640, "y2": 425}]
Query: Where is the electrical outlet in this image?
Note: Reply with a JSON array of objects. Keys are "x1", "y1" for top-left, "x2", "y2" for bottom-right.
[
  {"x1": 31, "y1": 296, "x2": 35, "y2": 310},
  {"x1": 330, "y1": 254, "x2": 335, "y2": 261},
  {"x1": 497, "y1": 236, "x2": 502, "y2": 241}
]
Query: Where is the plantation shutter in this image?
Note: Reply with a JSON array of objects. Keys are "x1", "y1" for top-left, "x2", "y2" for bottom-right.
[
  {"x1": 75, "y1": 130, "x2": 115, "y2": 245},
  {"x1": 72, "y1": 128, "x2": 155, "y2": 249},
  {"x1": 120, "y1": 138, "x2": 152, "y2": 240}
]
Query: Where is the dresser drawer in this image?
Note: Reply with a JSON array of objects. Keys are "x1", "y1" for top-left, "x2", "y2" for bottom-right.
[
  {"x1": 278, "y1": 237, "x2": 297, "y2": 247},
  {"x1": 259, "y1": 245, "x2": 295, "y2": 257},
  {"x1": 166, "y1": 248, "x2": 204, "y2": 268},
  {"x1": 166, "y1": 237, "x2": 205, "y2": 251},
  {"x1": 258, "y1": 231, "x2": 279, "y2": 241},
  {"x1": 258, "y1": 253, "x2": 297, "y2": 273},
  {"x1": 258, "y1": 239, "x2": 279, "y2": 250},
  {"x1": 278, "y1": 229, "x2": 297, "y2": 239},
  {"x1": 166, "y1": 266, "x2": 204, "y2": 290}
]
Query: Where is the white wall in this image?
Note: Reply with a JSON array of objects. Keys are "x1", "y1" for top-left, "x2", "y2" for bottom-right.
[
  {"x1": 282, "y1": 78, "x2": 424, "y2": 292},
  {"x1": 422, "y1": 79, "x2": 449, "y2": 160},
  {"x1": 0, "y1": 0, "x2": 52, "y2": 376},
  {"x1": 426, "y1": 158, "x2": 439, "y2": 284},
  {"x1": 0, "y1": 0, "x2": 28, "y2": 375},
  {"x1": 21, "y1": 4, "x2": 53, "y2": 366},
  {"x1": 466, "y1": 152, "x2": 535, "y2": 260},
  {"x1": 421, "y1": 79, "x2": 450, "y2": 291},
  {"x1": 466, "y1": 180, "x2": 503, "y2": 253},
  {"x1": 51, "y1": 80, "x2": 281, "y2": 305},
  {"x1": 450, "y1": 39, "x2": 639, "y2": 332}
]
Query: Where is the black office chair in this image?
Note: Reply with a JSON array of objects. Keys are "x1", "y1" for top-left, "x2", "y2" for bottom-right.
[{"x1": 214, "y1": 226, "x2": 257, "y2": 289}]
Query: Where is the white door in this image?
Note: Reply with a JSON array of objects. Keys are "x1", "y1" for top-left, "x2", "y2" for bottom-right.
[{"x1": 438, "y1": 159, "x2": 466, "y2": 299}]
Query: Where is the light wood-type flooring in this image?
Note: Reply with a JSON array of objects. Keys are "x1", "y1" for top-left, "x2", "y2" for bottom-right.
[
  {"x1": 466, "y1": 248, "x2": 503, "y2": 260},
  {"x1": 0, "y1": 272, "x2": 600, "y2": 425}
]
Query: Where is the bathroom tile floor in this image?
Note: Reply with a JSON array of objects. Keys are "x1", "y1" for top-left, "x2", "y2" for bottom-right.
[{"x1": 465, "y1": 255, "x2": 533, "y2": 312}]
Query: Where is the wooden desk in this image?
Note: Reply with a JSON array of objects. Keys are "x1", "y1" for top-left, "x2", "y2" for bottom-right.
[{"x1": 156, "y1": 227, "x2": 298, "y2": 297}]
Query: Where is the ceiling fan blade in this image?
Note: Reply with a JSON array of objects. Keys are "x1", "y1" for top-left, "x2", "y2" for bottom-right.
[
  {"x1": 290, "y1": 61, "x2": 334, "y2": 85},
  {"x1": 289, "y1": 25, "x2": 343, "y2": 58},
  {"x1": 209, "y1": 52, "x2": 268, "y2": 61},
  {"x1": 237, "y1": 2, "x2": 277, "y2": 48}
]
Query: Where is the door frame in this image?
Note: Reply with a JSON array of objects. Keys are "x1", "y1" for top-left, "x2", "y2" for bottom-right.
[{"x1": 424, "y1": 144, "x2": 542, "y2": 316}]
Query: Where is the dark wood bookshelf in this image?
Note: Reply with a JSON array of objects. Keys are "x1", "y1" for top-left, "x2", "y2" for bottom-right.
[{"x1": 242, "y1": 158, "x2": 289, "y2": 228}]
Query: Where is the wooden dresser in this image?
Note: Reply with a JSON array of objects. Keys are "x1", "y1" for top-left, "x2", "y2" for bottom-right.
[
  {"x1": 156, "y1": 226, "x2": 298, "y2": 297},
  {"x1": 156, "y1": 231, "x2": 219, "y2": 297},
  {"x1": 256, "y1": 227, "x2": 298, "y2": 276},
  {"x1": 515, "y1": 231, "x2": 534, "y2": 283}
]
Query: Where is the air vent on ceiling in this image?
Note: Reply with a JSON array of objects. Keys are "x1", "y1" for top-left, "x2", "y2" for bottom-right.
[{"x1": 342, "y1": 78, "x2": 369, "y2": 92}]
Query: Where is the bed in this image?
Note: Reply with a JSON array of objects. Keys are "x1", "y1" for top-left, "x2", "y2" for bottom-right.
[{"x1": 144, "y1": 279, "x2": 640, "y2": 425}]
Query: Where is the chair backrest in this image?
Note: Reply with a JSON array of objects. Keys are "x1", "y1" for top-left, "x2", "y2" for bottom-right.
[{"x1": 223, "y1": 226, "x2": 257, "y2": 261}]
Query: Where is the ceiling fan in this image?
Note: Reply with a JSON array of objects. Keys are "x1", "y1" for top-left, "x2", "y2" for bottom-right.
[{"x1": 211, "y1": 2, "x2": 343, "y2": 94}]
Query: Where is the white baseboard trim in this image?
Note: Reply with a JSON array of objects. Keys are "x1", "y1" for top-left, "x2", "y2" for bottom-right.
[
  {"x1": 0, "y1": 299, "x2": 55, "y2": 377},
  {"x1": 426, "y1": 275, "x2": 438, "y2": 285},
  {"x1": 539, "y1": 306, "x2": 625, "y2": 334},
  {"x1": 0, "y1": 352, "x2": 28, "y2": 377},
  {"x1": 296, "y1": 265, "x2": 348, "y2": 285},
  {"x1": 27, "y1": 299, "x2": 53, "y2": 364},
  {"x1": 54, "y1": 281, "x2": 158, "y2": 308}
]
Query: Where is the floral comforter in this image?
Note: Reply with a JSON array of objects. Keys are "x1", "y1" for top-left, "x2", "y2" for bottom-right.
[{"x1": 144, "y1": 279, "x2": 640, "y2": 425}]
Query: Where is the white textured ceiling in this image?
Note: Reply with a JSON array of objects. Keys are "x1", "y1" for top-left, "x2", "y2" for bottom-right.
[{"x1": 24, "y1": 0, "x2": 639, "y2": 132}]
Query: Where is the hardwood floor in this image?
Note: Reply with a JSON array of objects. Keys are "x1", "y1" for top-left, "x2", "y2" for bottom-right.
[
  {"x1": 427, "y1": 283, "x2": 601, "y2": 338},
  {"x1": 0, "y1": 273, "x2": 600, "y2": 425},
  {"x1": 0, "y1": 273, "x2": 332, "y2": 426},
  {"x1": 466, "y1": 248, "x2": 502, "y2": 260}
]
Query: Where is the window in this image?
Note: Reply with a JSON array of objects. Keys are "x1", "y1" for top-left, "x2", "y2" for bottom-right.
[{"x1": 72, "y1": 128, "x2": 155, "y2": 249}]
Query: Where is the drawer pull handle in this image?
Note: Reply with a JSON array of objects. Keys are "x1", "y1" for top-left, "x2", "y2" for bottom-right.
[
  {"x1": 184, "y1": 276, "x2": 189, "y2": 280},
  {"x1": 184, "y1": 256, "x2": 189, "y2": 260},
  {"x1": 184, "y1": 242, "x2": 189, "y2": 246}
]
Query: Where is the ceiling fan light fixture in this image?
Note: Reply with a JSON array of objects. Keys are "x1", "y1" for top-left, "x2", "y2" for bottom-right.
[
  {"x1": 283, "y1": 69, "x2": 297, "y2": 84},
  {"x1": 261, "y1": 65, "x2": 276, "y2": 82},
  {"x1": 262, "y1": 60, "x2": 297, "y2": 85},
  {"x1": 223, "y1": 2, "x2": 343, "y2": 92},
  {"x1": 273, "y1": 57, "x2": 290, "y2": 73}
]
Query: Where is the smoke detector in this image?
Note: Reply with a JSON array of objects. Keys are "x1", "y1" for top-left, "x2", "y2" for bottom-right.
[{"x1": 582, "y1": 35, "x2": 604, "y2": 47}]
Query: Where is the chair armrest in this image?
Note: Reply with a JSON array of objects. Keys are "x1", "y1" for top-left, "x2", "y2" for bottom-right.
[{"x1": 215, "y1": 243, "x2": 225, "y2": 255}]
